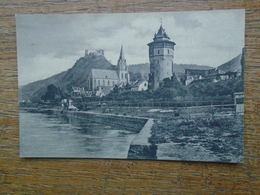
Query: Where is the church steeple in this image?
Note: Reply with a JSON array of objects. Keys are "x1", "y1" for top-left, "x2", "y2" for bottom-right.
[
  {"x1": 117, "y1": 45, "x2": 129, "y2": 84},
  {"x1": 119, "y1": 45, "x2": 125, "y2": 60},
  {"x1": 117, "y1": 45, "x2": 127, "y2": 70}
]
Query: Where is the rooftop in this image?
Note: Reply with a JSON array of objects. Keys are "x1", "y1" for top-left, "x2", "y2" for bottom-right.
[
  {"x1": 153, "y1": 25, "x2": 171, "y2": 41},
  {"x1": 91, "y1": 68, "x2": 119, "y2": 80}
]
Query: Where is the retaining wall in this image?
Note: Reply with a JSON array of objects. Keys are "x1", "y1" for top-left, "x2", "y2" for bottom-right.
[{"x1": 127, "y1": 119, "x2": 157, "y2": 159}]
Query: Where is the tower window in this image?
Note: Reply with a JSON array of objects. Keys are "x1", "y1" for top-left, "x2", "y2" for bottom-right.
[
  {"x1": 121, "y1": 73, "x2": 124, "y2": 79},
  {"x1": 98, "y1": 80, "x2": 100, "y2": 86},
  {"x1": 125, "y1": 73, "x2": 128, "y2": 80},
  {"x1": 158, "y1": 50, "x2": 160, "y2": 54},
  {"x1": 168, "y1": 49, "x2": 170, "y2": 54},
  {"x1": 108, "y1": 80, "x2": 110, "y2": 85},
  {"x1": 103, "y1": 80, "x2": 105, "y2": 85}
]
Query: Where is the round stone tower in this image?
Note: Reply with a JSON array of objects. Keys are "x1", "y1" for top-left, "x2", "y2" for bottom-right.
[{"x1": 148, "y1": 25, "x2": 176, "y2": 90}]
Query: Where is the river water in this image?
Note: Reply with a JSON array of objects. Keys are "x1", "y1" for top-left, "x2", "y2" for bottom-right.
[{"x1": 20, "y1": 111, "x2": 138, "y2": 158}]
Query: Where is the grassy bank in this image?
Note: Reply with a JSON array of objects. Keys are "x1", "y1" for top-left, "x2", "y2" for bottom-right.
[{"x1": 150, "y1": 114, "x2": 243, "y2": 161}]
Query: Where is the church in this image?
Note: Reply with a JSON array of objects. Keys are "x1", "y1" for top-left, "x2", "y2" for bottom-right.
[{"x1": 85, "y1": 46, "x2": 130, "y2": 93}]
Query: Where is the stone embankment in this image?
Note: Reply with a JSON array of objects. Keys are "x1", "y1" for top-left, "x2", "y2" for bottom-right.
[
  {"x1": 127, "y1": 119, "x2": 157, "y2": 159},
  {"x1": 64, "y1": 111, "x2": 157, "y2": 159}
]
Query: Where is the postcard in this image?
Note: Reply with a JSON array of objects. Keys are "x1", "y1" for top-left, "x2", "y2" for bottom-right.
[{"x1": 17, "y1": 9, "x2": 245, "y2": 162}]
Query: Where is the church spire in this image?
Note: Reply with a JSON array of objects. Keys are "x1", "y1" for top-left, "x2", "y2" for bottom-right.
[
  {"x1": 117, "y1": 45, "x2": 129, "y2": 83},
  {"x1": 117, "y1": 45, "x2": 127, "y2": 70},
  {"x1": 119, "y1": 45, "x2": 125, "y2": 60}
]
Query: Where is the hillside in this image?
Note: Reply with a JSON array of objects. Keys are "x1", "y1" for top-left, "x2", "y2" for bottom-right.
[
  {"x1": 217, "y1": 54, "x2": 242, "y2": 73},
  {"x1": 20, "y1": 54, "x2": 116, "y2": 101},
  {"x1": 128, "y1": 63, "x2": 150, "y2": 75},
  {"x1": 20, "y1": 71, "x2": 67, "y2": 102},
  {"x1": 173, "y1": 64, "x2": 212, "y2": 73}
]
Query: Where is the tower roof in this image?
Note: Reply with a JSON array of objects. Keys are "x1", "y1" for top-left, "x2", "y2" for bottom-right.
[{"x1": 153, "y1": 25, "x2": 170, "y2": 41}]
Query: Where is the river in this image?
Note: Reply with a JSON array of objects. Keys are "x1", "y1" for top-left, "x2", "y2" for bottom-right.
[{"x1": 20, "y1": 111, "x2": 138, "y2": 158}]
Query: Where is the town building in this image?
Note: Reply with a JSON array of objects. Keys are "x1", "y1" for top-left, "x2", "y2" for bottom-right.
[
  {"x1": 71, "y1": 87, "x2": 86, "y2": 96},
  {"x1": 234, "y1": 92, "x2": 244, "y2": 115},
  {"x1": 71, "y1": 87, "x2": 93, "y2": 97},
  {"x1": 184, "y1": 69, "x2": 217, "y2": 85},
  {"x1": 184, "y1": 68, "x2": 238, "y2": 85},
  {"x1": 131, "y1": 80, "x2": 148, "y2": 91},
  {"x1": 95, "y1": 86, "x2": 112, "y2": 97},
  {"x1": 148, "y1": 25, "x2": 176, "y2": 90}
]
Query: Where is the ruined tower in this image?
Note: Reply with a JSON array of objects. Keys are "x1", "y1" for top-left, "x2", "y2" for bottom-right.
[
  {"x1": 117, "y1": 45, "x2": 129, "y2": 84},
  {"x1": 148, "y1": 25, "x2": 176, "y2": 90}
]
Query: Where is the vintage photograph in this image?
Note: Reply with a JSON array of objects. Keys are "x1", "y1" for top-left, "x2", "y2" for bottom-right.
[{"x1": 17, "y1": 9, "x2": 245, "y2": 162}]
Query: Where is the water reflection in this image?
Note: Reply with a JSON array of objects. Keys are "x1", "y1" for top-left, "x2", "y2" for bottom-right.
[{"x1": 20, "y1": 111, "x2": 138, "y2": 158}]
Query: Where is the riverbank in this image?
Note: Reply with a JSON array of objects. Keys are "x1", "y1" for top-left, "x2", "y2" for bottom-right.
[
  {"x1": 90, "y1": 105, "x2": 243, "y2": 162},
  {"x1": 21, "y1": 105, "x2": 243, "y2": 162}
]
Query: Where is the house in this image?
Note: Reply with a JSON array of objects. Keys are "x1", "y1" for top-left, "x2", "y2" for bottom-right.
[
  {"x1": 184, "y1": 68, "x2": 238, "y2": 85},
  {"x1": 131, "y1": 80, "x2": 148, "y2": 91},
  {"x1": 71, "y1": 87, "x2": 86, "y2": 96},
  {"x1": 95, "y1": 86, "x2": 113, "y2": 97},
  {"x1": 184, "y1": 69, "x2": 210, "y2": 85},
  {"x1": 234, "y1": 92, "x2": 244, "y2": 115}
]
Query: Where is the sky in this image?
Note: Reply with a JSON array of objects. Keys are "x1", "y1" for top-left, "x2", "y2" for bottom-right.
[{"x1": 16, "y1": 9, "x2": 245, "y2": 86}]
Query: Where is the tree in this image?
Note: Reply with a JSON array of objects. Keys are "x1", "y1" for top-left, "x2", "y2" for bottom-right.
[
  {"x1": 113, "y1": 85, "x2": 119, "y2": 93},
  {"x1": 153, "y1": 75, "x2": 187, "y2": 99},
  {"x1": 41, "y1": 84, "x2": 63, "y2": 102},
  {"x1": 188, "y1": 77, "x2": 243, "y2": 97}
]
